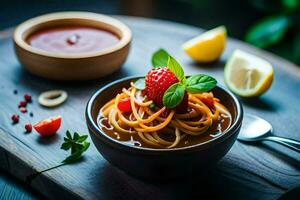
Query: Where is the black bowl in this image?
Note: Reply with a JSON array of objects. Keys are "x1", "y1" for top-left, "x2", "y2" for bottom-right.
[{"x1": 86, "y1": 76, "x2": 243, "y2": 180}]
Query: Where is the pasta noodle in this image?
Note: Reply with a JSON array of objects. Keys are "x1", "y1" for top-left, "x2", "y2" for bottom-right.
[{"x1": 98, "y1": 83, "x2": 232, "y2": 149}]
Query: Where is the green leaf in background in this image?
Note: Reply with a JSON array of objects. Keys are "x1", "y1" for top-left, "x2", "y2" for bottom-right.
[
  {"x1": 249, "y1": 0, "x2": 299, "y2": 13},
  {"x1": 245, "y1": 15, "x2": 291, "y2": 48},
  {"x1": 186, "y1": 74, "x2": 217, "y2": 93},
  {"x1": 134, "y1": 78, "x2": 145, "y2": 90},
  {"x1": 282, "y1": 0, "x2": 299, "y2": 12},
  {"x1": 249, "y1": 0, "x2": 283, "y2": 12},
  {"x1": 167, "y1": 56, "x2": 185, "y2": 82},
  {"x1": 163, "y1": 83, "x2": 185, "y2": 108},
  {"x1": 293, "y1": 31, "x2": 300, "y2": 64},
  {"x1": 151, "y1": 48, "x2": 170, "y2": 68}
]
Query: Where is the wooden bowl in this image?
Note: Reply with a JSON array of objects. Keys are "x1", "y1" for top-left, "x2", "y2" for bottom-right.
[
  {"x1": 86, "y1": 76, "x2": 243, "y2": 180},
  {"x1": 13, "y1": 12, "x2": 132, "y2": 81}
]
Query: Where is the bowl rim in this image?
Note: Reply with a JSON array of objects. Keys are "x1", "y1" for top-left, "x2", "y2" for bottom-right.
[
  {"x1": 86, "y1": 76, "x2": 243, "y2": 153},
  {"x1": 13, "y1": 11, "x2": 132, "y2": 59}
]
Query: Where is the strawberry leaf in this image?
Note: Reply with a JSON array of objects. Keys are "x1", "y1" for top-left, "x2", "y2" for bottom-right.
[
  {"x1": 152, "y1": 49, "x2": 170, "y2": 68},
  {"x1": 167, "y1": 56, "x2": 185, "y2": 82},
  {"x1": 186, "y1": 75, "x2": 217, "y2": 93},
  {"x1": 163, "y1": 83, "x2": 185, "y2": 108},
  {"x1": 134, "y1": 78, "x2": 145, "y2": 90}
]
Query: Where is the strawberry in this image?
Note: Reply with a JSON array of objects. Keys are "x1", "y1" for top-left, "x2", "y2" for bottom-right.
[
  {"x1": 176, "y1": 92, "x2": 188, "y2": 113},
  {"x1": 145, "y1": 67, "x2": 178, "y2": 107},
  {"x1": 159, "y1": 93, "x2": 188, "y2": 117},
  {"x1": 145, "y1": 67, "x2": 188, "y2": 112}
]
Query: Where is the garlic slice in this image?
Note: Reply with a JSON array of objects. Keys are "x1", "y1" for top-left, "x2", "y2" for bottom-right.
[{"x1": 38, "y1": 90, "x2": 68, "y2": 107}]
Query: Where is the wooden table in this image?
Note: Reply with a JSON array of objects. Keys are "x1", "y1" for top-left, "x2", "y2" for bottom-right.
[{"x1": 0, "y1": 16, "x2": 299, "y2": 200}]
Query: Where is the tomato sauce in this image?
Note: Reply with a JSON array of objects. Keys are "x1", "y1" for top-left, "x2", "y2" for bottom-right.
[{"x1": 27, "y1": 26, "x2": 119, "y2": 54}]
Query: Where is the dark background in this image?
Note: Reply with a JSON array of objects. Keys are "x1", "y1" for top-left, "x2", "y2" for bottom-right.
[
  {"x1": 1, "y1": 0, "x2": 300, "y2": 65},
  {"x1": 0, "y1": 0, "x2": 261, "y2": 37}
]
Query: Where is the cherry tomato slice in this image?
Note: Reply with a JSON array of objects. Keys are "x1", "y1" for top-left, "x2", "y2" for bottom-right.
[
  {"x1": 117, "y1": 98, "x2": 132, "y2": 113},
  {"x1": 199, "y1": 93, "x2": 215, "y2": 108},
  {"x1": 34, "y1": 116, "x2": 62, "y2": 137}
]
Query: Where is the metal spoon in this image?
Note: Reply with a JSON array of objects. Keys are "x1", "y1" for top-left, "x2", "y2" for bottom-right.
[{"x1": 238, "y1": 114, "x2": 300, "y2": 152}]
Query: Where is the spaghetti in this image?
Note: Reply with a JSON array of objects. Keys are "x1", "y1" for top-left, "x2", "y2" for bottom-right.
[{"x1": 98, "y1": 83, "x2": 232, "y2": 149}]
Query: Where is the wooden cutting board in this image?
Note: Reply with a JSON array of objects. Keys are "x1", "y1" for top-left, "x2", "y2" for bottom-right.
[{"x1": 0, "y1": 16, "x2": 299, "y2": 200}]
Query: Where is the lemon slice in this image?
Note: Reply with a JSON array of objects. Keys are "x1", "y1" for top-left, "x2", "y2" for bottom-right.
[
  {"x1": 182, "y1": 26, "x2": 226, "y2": 63},
  {"x1": 224, "y1": 49, "x2": 274, "y2": 97}
]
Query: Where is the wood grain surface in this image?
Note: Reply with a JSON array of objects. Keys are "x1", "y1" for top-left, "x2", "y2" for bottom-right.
[{"x1": 0, "y1": 16, "x2": 299, "y2": 200}]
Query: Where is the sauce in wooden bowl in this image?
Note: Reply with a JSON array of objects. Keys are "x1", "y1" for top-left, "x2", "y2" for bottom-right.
[{"x1": 27, "y1": 26, "x2": 119, "y2": 54}]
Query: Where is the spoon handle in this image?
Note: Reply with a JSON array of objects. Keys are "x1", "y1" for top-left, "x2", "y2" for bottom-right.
[{"x1": 264, "y1": 136, "x2": 300, "y2": 153}]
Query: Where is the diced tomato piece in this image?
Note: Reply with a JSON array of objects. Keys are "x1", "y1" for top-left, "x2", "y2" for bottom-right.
[
  {"x1": 199, "y1": 93, "x2": 215, "y2": 108},
  {"x1": 34, "y1": 116, "x2": 62, "y2": 137},
  {"x1": 117, "y1": 98, "x2": 132, "y2": 113}
]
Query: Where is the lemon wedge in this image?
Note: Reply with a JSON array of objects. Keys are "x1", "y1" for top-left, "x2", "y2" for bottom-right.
[
  {"x1": 182, "y1": 26, "x2": 226, "y2": 63},
  {"x1": 224, "y1": 49, "x2": 274, "y2": 97}
]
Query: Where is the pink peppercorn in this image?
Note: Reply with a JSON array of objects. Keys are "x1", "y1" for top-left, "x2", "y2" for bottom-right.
[
  {"x1": 18, "y1": 101, "x2": 27, "y2": 108},
  {"x1": 19, "y1": 107, "x2": 27, "y2": 113},
  {"x1": 24, "y1": 94, "x2": 32, "y2": 102},
  {"x1": 25, "y1": 123, "x2": 32, "y2": 133},
  {"x1": 11, "y1": 114, "x2": 19, "y2": 123}
]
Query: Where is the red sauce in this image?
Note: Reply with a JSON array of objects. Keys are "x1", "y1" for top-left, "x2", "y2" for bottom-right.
[{"x1": 27, "y1": 26, "x2": 119, "y2": 54}]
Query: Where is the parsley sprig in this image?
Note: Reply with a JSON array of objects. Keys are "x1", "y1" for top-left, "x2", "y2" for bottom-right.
[
  {"x1": 35, "y1": 130, "x2": 90, "y2": 176},
  {"x1": 61, "y1": 130, "x2": 90, "y2": 164}
]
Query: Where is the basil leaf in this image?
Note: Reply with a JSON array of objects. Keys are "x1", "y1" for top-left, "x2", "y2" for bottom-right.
[
  {"x1": 167, "y1": 56, "x2": 185, "y2": 82},
  {"x1": 186, "y1": 75, "x2": 217, "y2": 93},
  {"x1": 163, "y1": 83, "x2": 185, "y2": 108},
  {"x1": 151, "y1": 48, "x2": 170, "y2": 68},
  {"x1": 134, "y1": 78, "x2": 145, "y2": 90},
  {"x1": 245, "y1": 15, "x2": 291, "y2": 48}
]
